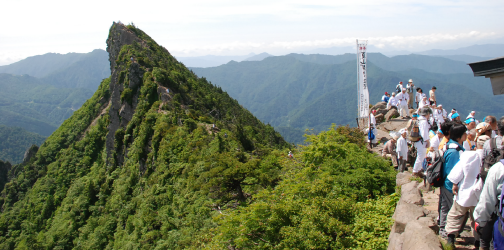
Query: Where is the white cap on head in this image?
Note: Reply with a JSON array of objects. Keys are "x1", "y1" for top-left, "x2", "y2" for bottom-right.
[
  {"x1": 471, "y1": 111, "x2": 476, "y2": 114},
  {"x1": 409, "y1": 79, "x2": 413, "y2": 83},
  {"x1": 438, "y1": 104, "x2": 442, "y2": 107},
  {"x1": 402, "y1": 88, "x2": 407, "y2": 91},
  {"x1": 399, "y1": 128, "x2": 407, "y2": 134}
]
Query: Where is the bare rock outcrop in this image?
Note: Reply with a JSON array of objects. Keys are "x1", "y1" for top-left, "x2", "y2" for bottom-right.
[{"x1": 385, "y1": 109, "x2": 400, "y2": 121}]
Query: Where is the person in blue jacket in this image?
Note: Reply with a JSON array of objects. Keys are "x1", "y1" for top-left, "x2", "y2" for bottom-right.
[{"x1": 439, "y1": 123, "x2": 467, "y2": 239}]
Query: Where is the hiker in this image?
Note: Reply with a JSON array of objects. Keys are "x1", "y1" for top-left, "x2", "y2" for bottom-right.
[
  {"x1": 474, "y1": 119, "x2": 504, "y2": 249},
  {"x1": 396, "y1": 88, "x2": 410, "y2": 118},
  {"x1": 370, "y1": 110, "x2": 377, "y2": 126},
  {"x1": 434, "y1": 105, "x2": 445, "y2": 127},
  {"x1": 406, "y1": 79, "x2": 415, "y2": 109},
  {"x1": 396, "y1": 129, "x2": 408, "y2": 172},
  {"x1": 396, "y1": 81, "x2": 404, "y2": 94},
  {"x1": 415, "y1": 88, "x2": 426, "y2": 109},
  {"x1": 429, "y1": 86, "x2": 437, "y2": 106},
  {"x1": 438, "y1": 123, "x2": 467, "y2": 238},
  {"x1": 467, "y1": 111, "x2": 476, "y2": 120},
  {"x1": 483, "y1": 116, "x2": 504, "y2": 158},
  {"x1": 418, "y1": 96, "x2": 429, "y2": 109},
  {"x1": 463, "y1": 129, "x2": 477, "y2": 151},
  {"x1": 366, "y1": 124, "x2": 378, "y2": 147},
  {"x1": 448, "y1": 109, "x2": 457, "y2": 121},
  {"x1": 445, "y1": 135, "x2": 490, "y2": 248},
  {"x1": 451, "y1": 112, "x2": 461, "y2": 123},
  {"x1": 387, "y1": 92, "x2": 399, "y2": 110},
  {"x1": 382, "y1": 92, "x2": 390, "y2": 103},
  {"x1": 465, "y1": 118, "x2": 477, "y2": 131},
  {"x1": 288, "y1": 151, "x2": 293, "y2": 158},
  {"x1": 412, "y1": 107, "x2": 432, "y2": 178},
  {"x1": 439, "y1": 121, "x2": 455, "y2": 152},
  {"x1": 430, "y1": 129, "x2": 444, "y2": 152},
  {"x1": 483, "y1": 116, "x2": 498, "y2": 138},
  {"x1": 475, "y1": 120, "x2": 495, "y2": 142},
  {"x1": 382, "y1": 133, "x2": 399, "y2": 168},
  {"x1": 439, "y1": 105, "x2": 448, "y2": 120}
]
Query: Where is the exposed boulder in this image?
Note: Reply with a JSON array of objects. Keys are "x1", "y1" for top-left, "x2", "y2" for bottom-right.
[
  {"x1": 387, "y1": 232, "x2": 403, "y2": 250},
  {"x1": 375, "y1": 108, "x2": 388, "y2": 116},
  {"x1": 392, "y1": 202, "x2": 426, "y2": 233},
  {"x1": 371, "y1": 102, "x2": 387, "y2": 110},
  {"x1": 418, "y1": 216, "x2": 439, "y2": 234},
  {"x1": 385, "y1": 109, "x2": 400, "y2": 121},
  {"x1": 401, "y1": 220, "x2": 442, "y2": 249},
  {"x1": 401, "y1": 181, "x2": 424, "y2": 206},
  {"x1": 375, "y1": 114, "x2": 384, "y2": 124},
  {"x1": 396, "y1": 171, "x2": 412, "y2": 186}
]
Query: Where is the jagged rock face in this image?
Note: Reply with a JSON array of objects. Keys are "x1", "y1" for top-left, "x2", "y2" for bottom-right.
[
  {"x1": 105, "y1": 24, "x2": 147, "y2": 164},
  {"x1": 22, "y1": 145, "x2": 38, "y2": 164}
]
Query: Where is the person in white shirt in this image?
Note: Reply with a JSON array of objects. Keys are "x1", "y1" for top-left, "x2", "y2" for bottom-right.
[
  {"x1": 387, "y1": 92, "x2": 399, "y2": 110},
  {"x1": 474, "y1": 120, "x2": 504, "y2": 249},
  {"x1": 444, "y1": 135, "x2": 490, "y2": 247},
  {"x1": 463, "y1": 129, "x2": 476, "y2": 151},
  {"x1": 413, "y1": 107, "x2": 432, "y2": 177},
  {"x1": 466, "y1": 111, "x2": 476, "y2": 120},
  {"x1": 370, "y1": 110, "x2": 377, "y2": 126},
  {"x1": 396, "y1": 128, "x2": 409, "y2": 172},
  {"x1": 418, "y1": 96, "x2": 429, "y2": 109},
  {"x1": 430, "y1": 129, "x2": 444, "y2": 151},
  {"x1": 415, "y1": 88, "x2": 426, "y2": 109},
  {"x1": 396, "y1": 88, "x2": 410, "y2": 118},
  {"x1": 434, "y1": 105, "x2": 445, "y2": 127},
  {"x1": 406, "y1": 79, "x2": 415, "y2": 109}
]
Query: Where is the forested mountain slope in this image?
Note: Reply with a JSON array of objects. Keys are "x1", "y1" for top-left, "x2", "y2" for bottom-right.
[
  {"x1": 0, "y1": 22, "x2": 287, "y2": 249},
  {"x1": 0, "y1": 125, "x2": 46, "y2": 164},
  {"x1": 0, "y1": 73, "x2": 94, "y2": 136}
]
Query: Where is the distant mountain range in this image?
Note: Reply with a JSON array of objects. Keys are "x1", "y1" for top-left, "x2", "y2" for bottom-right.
[
  {"x1": 0, "y1": 50, "x2": 110, "y2": 163},
  {"x1": 191, "y1": 53, "x2": 504, "y2": 143}
]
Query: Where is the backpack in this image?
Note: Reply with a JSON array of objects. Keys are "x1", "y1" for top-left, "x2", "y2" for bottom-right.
[
  {"x1": 426, "y1": 149, "x2": 445, "y2": 187},
  {"x1": 408, "y1": 120, "x2": 422, "y2": 142},
  {"x1": 426, "y1": 144, "x2": 463, "y2": 187},
  {"x1": 482, "y1": 138, "x2": 503, "y2": 183},
  {"x1": 396, "y1": 85, "x2": 402, "y2": 93},
  {"x1": 368, "y1": 129, "x2": 375, "y2": 141}
]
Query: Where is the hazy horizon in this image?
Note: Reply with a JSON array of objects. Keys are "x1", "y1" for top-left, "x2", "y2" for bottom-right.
[{"x1": 2, "y1": 0, "x2": 503, "y2": 65}]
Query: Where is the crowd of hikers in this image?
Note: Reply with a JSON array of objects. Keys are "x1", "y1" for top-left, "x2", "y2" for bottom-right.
[{"x1": 368, "y1": 79, "x2": 504, "y2": 249}]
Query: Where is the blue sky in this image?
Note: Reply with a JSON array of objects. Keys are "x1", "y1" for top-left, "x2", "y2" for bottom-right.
[{"x1": 1, "y1": 0, "x2": 503, "y2": 65}]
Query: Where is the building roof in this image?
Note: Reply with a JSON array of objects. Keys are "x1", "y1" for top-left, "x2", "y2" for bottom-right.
[{"x1": 468, "y1": 56, "x2": 504, "y2": 77}]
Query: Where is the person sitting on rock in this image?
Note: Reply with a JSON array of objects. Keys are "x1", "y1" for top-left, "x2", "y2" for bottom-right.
[
  {"x1": 396, "y1": 129, "x2": 408, "y2": 172},
  {"x1": 382, "y1": 132, "x2": 399, "y2": 168},
  {"x1": 382, "y1": 92, "x2": 390, "y2": 103},
  {"x1": 387, "y1": 92, "x2": 399, "y2": 110},
  {"x1": 445, "y1": 135, "x2": 489, "y2": 248}
]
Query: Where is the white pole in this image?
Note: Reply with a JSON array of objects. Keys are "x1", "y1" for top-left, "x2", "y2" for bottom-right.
[{"x1": 356, "y1": 39, "x2": 360, "y2": 127}]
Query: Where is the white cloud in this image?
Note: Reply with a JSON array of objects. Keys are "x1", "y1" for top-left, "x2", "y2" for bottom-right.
[{"x1": 170, "y1": 30, "x2": 500, "y2": 56}]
